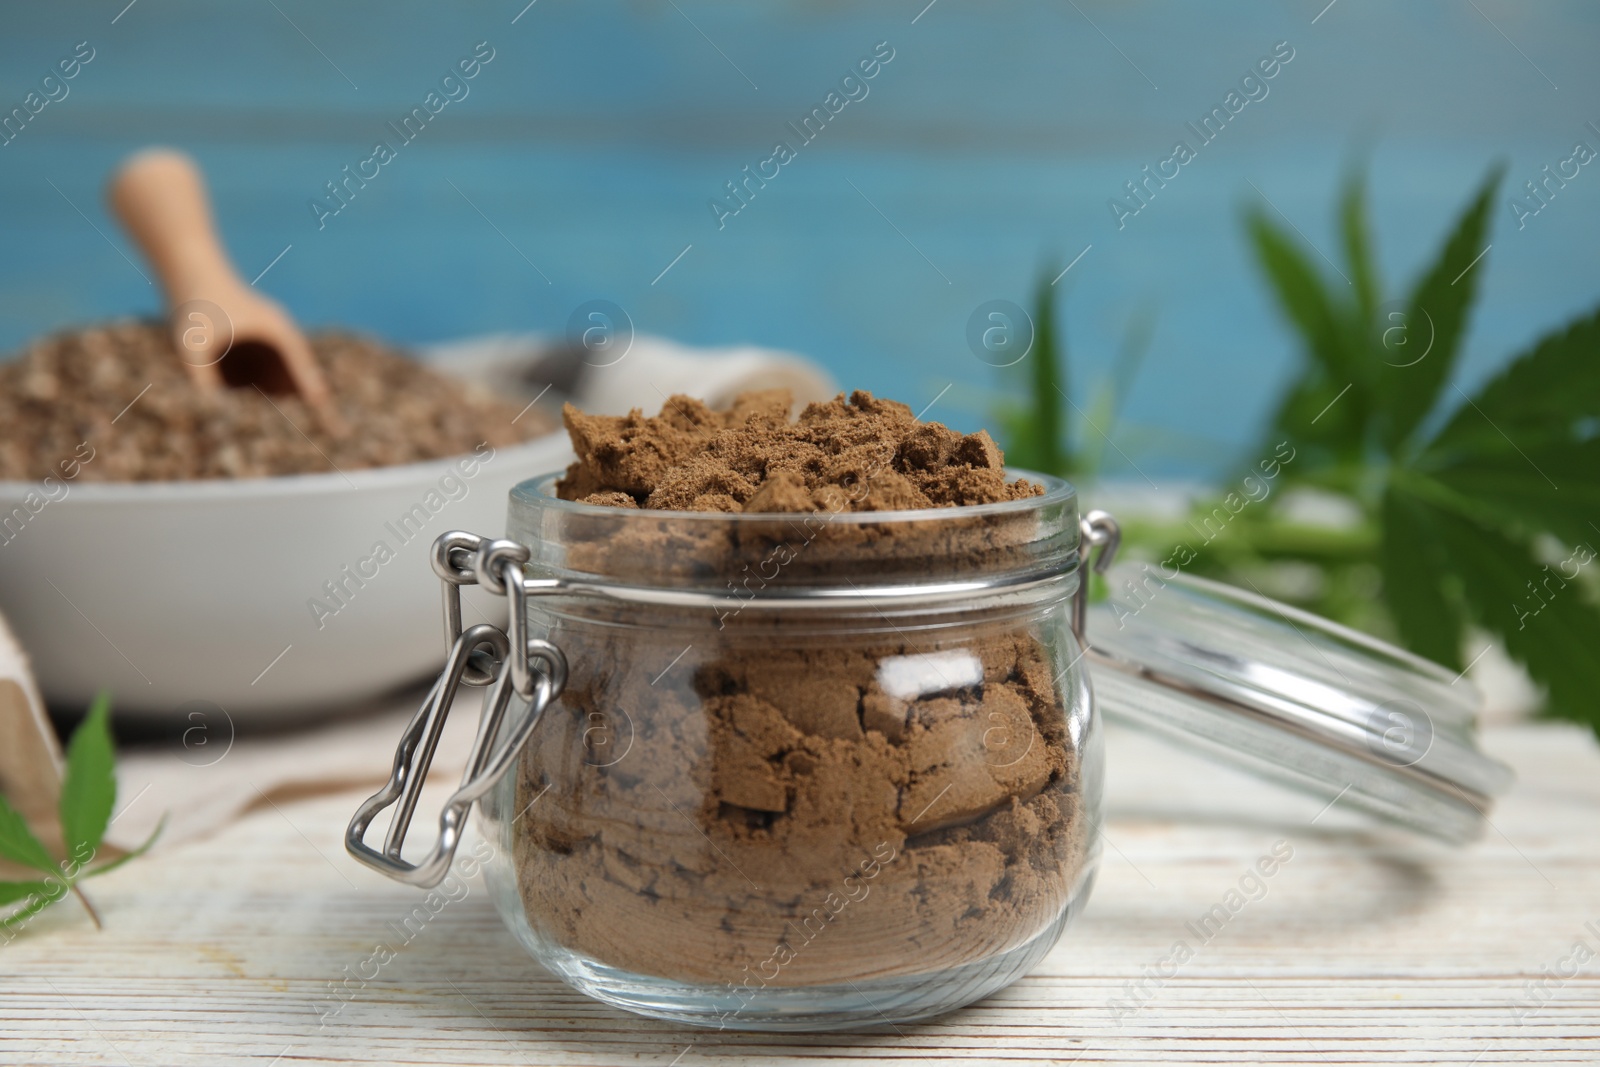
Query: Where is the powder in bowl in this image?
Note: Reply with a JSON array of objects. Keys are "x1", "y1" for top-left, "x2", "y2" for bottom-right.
[{"x1": 0, "y1": 320, "x2": 554, "y2": 482}]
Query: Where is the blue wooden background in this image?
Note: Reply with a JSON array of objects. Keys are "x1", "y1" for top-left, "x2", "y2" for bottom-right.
[{"x1": 2, "y1": 1, "x2": 1596, "y2": 478}]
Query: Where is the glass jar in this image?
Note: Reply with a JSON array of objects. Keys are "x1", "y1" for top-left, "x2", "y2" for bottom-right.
[
  {"x1": 347, "y1": 468, "x2": 1511, "y2": 1033},
  {"x1": 481, "y1": 471, "x2": 1097, "y2": 1030}
]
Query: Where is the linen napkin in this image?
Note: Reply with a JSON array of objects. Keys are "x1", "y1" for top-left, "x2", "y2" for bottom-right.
[
  {"x1": 0, "y1": 613, "x2": 65, "y2": 877},
  {"x1": 421, "y1": 330, "x2": 836, "y2": 417},
  {"x1": 102, "y1": 684, "x2": 485, "y2": 852}
]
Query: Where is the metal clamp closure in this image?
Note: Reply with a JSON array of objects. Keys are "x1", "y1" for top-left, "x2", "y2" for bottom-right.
[
  {"x1": 1072, "y1": 509, "x2": 1121, "y2": 647},
  {"x1": 348, "y1": 533, "x2": 567, "y2": 888}
]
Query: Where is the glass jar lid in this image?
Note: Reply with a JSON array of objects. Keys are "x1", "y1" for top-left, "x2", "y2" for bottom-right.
[{"x1": 1083, "y1": 539, "x2": 1513, "y2": 844}]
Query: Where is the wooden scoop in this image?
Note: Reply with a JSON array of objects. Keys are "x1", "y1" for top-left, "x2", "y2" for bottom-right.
[{"x1": 109, "y1": 148, "x2": 343, "y2": 431}]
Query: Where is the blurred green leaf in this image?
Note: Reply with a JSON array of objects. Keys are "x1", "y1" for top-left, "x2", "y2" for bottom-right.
[
  {"x1": 60, "y1": 691, "x2": 116, "y2": 861},
  {"x1": 1425, "y1": 503, "x2": 1600, "y2": 732},
  {"x1": 0, "y1": 879, "x2": 55, "y2": 907},
  {"x1": 994, "y1": 166, "x2": 1600, "y2": 735},
  {"x1": 1235, "y1": 166, "x2": 1600, "y2": 734},
  {"x1": 997, "y1": 270, "x2": 1071, "y2": 475},
  {"x1": 1378, "y1": 167, "x2": 1502, "y2": 452},
  {"x1": 0, "y1": 795, "x2": 55, "y2": 875},
  {"x1": 1427, "y1": 438, "x2": 1600, "y2": 550},
  {"x1": 1028, "y1": 270, "x2": 1071, "y2": 476},
  {"x1": 0, "y1": 692, "x2": 156, "y2": 934},
  {"x1": 1340, "y1": 171, "x2": 1380, "y2": 328},
  {"x1": 1246, "y1": 209, "x2": 1368, "y2": 468},
  {"x1": 1247, "y1": 208, "x2": 1352, "y2": 383},
  {"x1": 1377, "y1": 485, "x2": 1465, "y2": 669},
  {"x1": 1429, "y1": 305, "x2": 1600, "y2": 456}
]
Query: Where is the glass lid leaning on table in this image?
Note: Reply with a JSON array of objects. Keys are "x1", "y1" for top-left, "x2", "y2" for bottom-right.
[{"x1": 1080, "y1": 546, "x2": 1513, "y2": 844}]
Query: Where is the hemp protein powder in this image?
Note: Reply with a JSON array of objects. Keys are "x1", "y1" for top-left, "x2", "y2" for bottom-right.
[
  {"x1": 510, "y1": 391, "x2": 1089, "y2": 988},
  {"x1": 0, "y1": 320, "x2": 552, "y2": 482}
]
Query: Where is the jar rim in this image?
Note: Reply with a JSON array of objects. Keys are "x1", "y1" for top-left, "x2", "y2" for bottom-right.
[
  {"x1": 506, "y1": 466, "x2": 1083, "y2": 599},
  {"x1": 510, "y1": 467, "x2": 1078, "y2": 525}
]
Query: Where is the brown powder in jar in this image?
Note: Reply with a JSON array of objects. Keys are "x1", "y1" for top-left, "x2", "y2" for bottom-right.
[
  {"x1": 0, "y1": 319, "x2": 554, "y2": 482},
  {"x1": 548, "y1": 390, "x2": 1062, "y2": 584},
  {"x1": 513, "y1": 391, "x2": 1088, "y2": 990},
  {"x1": 555, "y1": 388, "x2": 1042, "y2": 512}
]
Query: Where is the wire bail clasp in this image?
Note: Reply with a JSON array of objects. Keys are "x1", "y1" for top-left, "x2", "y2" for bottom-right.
[
  {"x1": 346, "y1": 532, "x2": 568, "y2": 888},
  {"x1": 1071, "y1": 509, "x2": 1121, "y2": 647}
]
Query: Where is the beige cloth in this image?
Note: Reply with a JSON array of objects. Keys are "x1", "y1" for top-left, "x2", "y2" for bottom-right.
[
  {"x1": 0, "y1": 614, "x2": 64, "y2": 876},
  {"x1": 1, "y1": 610, "x2": 478, "y2": 856},
  {"x1": 103, "y1": 685, "x2": 482, "y2": 851}
]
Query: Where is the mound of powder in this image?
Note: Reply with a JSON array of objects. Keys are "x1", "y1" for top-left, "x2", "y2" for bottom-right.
[
  {"x1": 555, "y1": 389, "x2": 1042, "y2": 512},
  {"x1": 512, "y1": 390, "x2": 1088, "y2": 995},
  {"x1": 0, "y1": 320, "x2": 553, "y2": 482}
]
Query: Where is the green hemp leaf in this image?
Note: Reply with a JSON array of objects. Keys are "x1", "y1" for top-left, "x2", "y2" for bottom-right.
[
  {"x1": 1243, "y1": 165, "x2": 1600, "y2": 734},
  {"x1": 0, "y1": 692, "x2": 164, "y2": 933},
  {"x1": 1000, "y1": 165, "x2": 1600, "y2": 736}
]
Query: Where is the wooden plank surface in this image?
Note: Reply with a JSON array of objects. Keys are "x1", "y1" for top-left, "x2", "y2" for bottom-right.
[{"x1": 2, "y1": 722, "x2": 1597, "y2": 1065}]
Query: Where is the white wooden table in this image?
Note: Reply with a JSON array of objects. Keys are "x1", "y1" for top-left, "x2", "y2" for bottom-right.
[{"x1": 4, "y1": 723, "x2": 1598, "y2": 1065}]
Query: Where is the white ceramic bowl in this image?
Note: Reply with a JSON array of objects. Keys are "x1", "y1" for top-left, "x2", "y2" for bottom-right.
[{"x1": 0, "y1": 434, "x2": 572, "y2": 722}]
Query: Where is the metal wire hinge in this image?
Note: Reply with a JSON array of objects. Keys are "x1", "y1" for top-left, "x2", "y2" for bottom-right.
[
  {"x1": 346, "y1": 530, "x2": 568, "y2": 888},
  {"x1": 1071, "y1": 509, "x2": 1121, "y2": 647}
]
